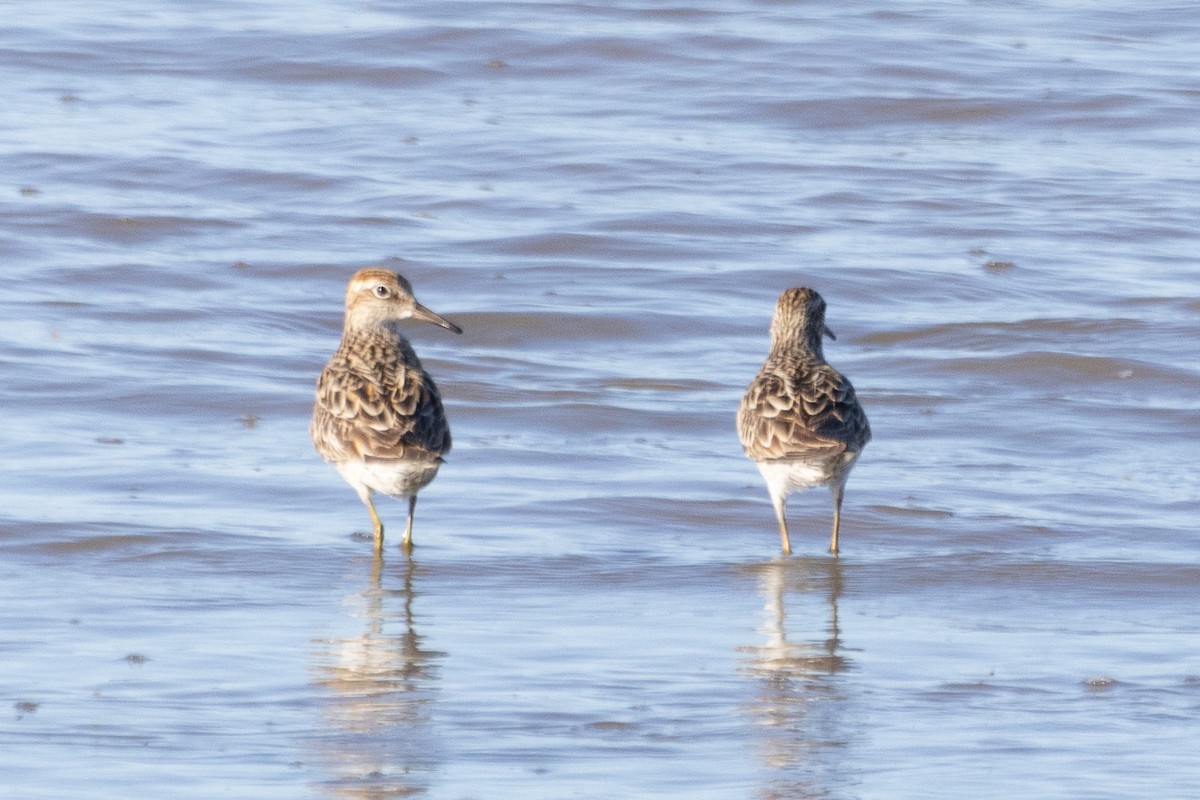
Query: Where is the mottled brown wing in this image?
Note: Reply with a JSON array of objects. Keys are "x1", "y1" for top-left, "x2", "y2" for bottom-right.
[
  {"x1": 738, "y1": 359, "x2": 870, "y2": 462},
  {"x1": 311, "y1": 357, "x2": 450, "y2": 464}
]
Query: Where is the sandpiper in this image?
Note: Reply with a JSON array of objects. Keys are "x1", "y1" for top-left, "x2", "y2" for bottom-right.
[
  {"x1": 311, "y1": 267, "x2": 462, "y2": 552},
  {"x1": 737, "y1": 288, "x2": 870, "y2": 556}
]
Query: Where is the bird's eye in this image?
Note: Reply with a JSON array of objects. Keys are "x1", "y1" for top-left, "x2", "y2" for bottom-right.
[{"x1": 374, "y1": 285, "x2": 390, "y2": 298}]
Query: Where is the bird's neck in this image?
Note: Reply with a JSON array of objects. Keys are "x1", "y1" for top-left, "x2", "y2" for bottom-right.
[
  {"x1": 343, "y1": 318, "x2": 401, "y2": 340},
  {"x1": 770, "y1": 332, "x2": 824, "y2": 362}
]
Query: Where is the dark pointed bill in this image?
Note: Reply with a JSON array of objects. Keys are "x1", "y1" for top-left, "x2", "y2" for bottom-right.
[
  {"x1": 412, "y1": 302, "x2": 463, "y2": 334},
  {"x1": 823, "y1": 324, "x2": 836, "y2": 340}
]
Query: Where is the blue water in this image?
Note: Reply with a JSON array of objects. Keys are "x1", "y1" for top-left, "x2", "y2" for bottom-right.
[{"x1": 2, "y1": 1, "x2": 1199, "y2": 797}]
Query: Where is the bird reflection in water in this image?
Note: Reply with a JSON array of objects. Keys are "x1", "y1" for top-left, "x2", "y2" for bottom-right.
[
  {"x1": 738, "y1": 558, "x2": 849, "y2": 797},
  {"x1": 310, "y1": 553, "x2": 444, "y2": 799}
]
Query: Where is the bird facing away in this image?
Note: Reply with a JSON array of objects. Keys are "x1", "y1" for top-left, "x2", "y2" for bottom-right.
[
  {"x1": 311, "y1": 267, "x2": 462, "y2": 552},
  {"x1": 737, "y1": 288, "x2": 870, "y2": 556}
]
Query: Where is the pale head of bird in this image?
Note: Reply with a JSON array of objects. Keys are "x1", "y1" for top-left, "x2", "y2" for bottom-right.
[
  {"x1": 342, "y1": 267, "x2": 463, "y2": 335},
  {"x1": 769, "y1": 287, "x2": 835, "y2": 356}
]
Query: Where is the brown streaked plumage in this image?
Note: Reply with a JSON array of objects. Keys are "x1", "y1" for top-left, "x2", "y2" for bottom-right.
[
  {"x1": 311, "y1": 267, "x2": 462, "y2": 552},
  {"x1": 737, "y1": 287, "x2": 870, "y2": 556}
]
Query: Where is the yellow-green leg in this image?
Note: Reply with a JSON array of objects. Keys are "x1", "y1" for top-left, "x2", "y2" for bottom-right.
[
  {"x1": 365, "y1": 494, "x2": 385, "y2": 553},
  {"x1": 772, "y1": 496, "x2": 792, "y2": 556},
  {"x1": 829, "y1": 484, "x2": 844, "y2": 557},
  {"x1": 401, "y1": 495, "x2": 417, "y2": 553}
]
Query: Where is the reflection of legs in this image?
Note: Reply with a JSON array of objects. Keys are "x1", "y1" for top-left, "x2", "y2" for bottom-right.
[
  {"x1": 771, "y1": 492, "x2": 792, "y2": 556},
  {"x1": 401, "y1": 495, "x2": 417, "y2": 552},
  {"x1": 829, "y1": 483, "x2": 845, "y2": 556}
]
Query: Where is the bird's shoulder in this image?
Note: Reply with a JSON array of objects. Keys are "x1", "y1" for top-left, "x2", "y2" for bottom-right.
[
  {"x1": 311, "y1": 331, "x2": 450, "y2": 461},
  {"x1": 737, "y1": 352, "x2": 870, "y2": 461}
]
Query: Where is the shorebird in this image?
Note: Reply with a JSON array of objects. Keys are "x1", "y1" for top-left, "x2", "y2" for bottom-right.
[
  {"x1": 737, "y1": 288, "x2": 870, "y2": 556},
  {"x1": 311, "y1": 267, "x2": 462, "y2": 552}
]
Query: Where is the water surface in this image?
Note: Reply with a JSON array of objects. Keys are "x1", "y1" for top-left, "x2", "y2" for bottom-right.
[{"x1": 2, "y1": 1, "x2": 1199, "y2": 797}]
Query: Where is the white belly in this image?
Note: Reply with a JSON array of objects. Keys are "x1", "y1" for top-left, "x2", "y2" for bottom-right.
[
  {"x1": 335, "y1": 459, "x2": 441, "y2": 500},
  {"x1": 755, "y1": 452, "x2": 858, "y2": 498}
]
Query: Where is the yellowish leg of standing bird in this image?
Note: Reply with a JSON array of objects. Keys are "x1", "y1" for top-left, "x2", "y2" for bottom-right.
[
  {"x1": 830, "y1": 485, "x2": 844, "y2": 557},
  {"x1": 772, "y1": 496, "x2": 793, "y2": 556},
  {"x1": 401, "y1": 495, "x2": 417, "y2": 553},
  {"x1": 366, "y1": 494, "x2": 385, "y2": 553}
]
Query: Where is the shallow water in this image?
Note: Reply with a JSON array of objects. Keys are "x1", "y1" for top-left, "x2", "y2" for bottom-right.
[{"x1": 3, "y1": 1, "x2": 1199, "y2": 798}]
